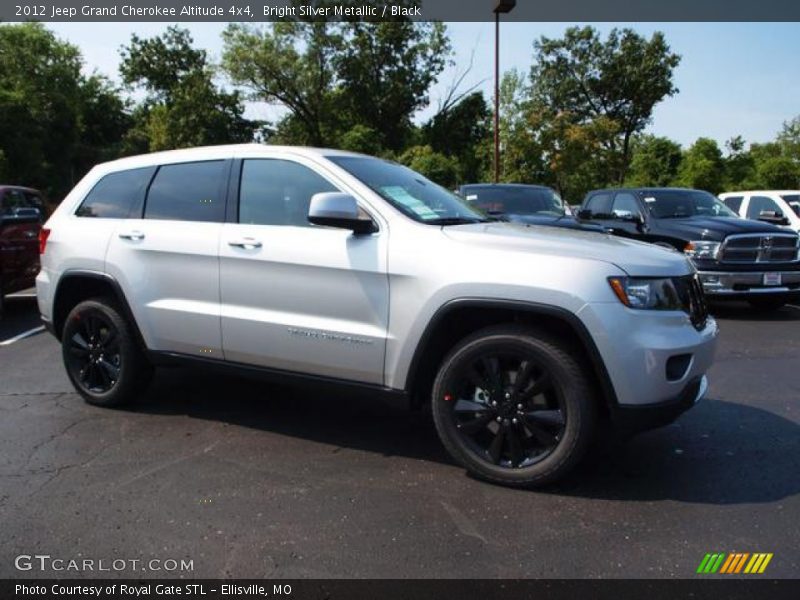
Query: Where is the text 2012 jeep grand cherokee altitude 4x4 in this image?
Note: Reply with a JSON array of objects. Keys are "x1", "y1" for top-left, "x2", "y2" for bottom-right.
[{"x1": 37, "y1": 146, "x2": 718, "y2": 487}]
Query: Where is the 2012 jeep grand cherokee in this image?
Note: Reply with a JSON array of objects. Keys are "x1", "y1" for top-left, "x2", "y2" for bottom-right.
[{"x1": 36, "y1": 146, "x2": 718, "y2": 487}]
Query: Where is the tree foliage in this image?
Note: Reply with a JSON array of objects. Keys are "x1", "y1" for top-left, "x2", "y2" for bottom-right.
[{"x1": 120, "y1": 26, "x2": 257, "y2": 152}]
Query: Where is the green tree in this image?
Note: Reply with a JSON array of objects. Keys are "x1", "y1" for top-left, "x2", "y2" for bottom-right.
[
  {"x1": 222, "y1": 18, "x2": 450, "y2": 150},
  {"x1": 423, "y1": 92, "x2": 489, "y2": 183},
  {"x1": 530, "y1": 26, "x2": 680, "y2": 184},
  {"x1": 222, "y1": 21, "x2": 342, "y2": 146},
  {"x1": 120, "y1": 26, "x2": 257, "y2": 152},
  {"x1": 625, "y1": 135, "x2": 683, "y2": 187},
  {"x1": 675, "y1": 137, "x2": 725, "y2": 193},
  {"x1": 0, "y1": 23, "x2": 129, "y2": 199},
  {"x1": 722, "y1": 135, "x2": 755, "y2": 190},
  {"x1": 398, "y1": 145, "x2": 458, "y2": 188},
  {"x1": 334, "y1": 21, "x2": 450, "y2": 152}
]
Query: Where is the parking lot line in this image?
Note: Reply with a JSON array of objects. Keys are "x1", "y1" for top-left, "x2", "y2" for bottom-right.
[{"x1": 0, "y1": 325, "x2": 45, "y2": 346}]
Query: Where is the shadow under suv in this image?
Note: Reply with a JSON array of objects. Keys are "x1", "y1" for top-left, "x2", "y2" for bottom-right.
[{"x1": 37, "y1": 146, "x2": 718, "y2": 487}]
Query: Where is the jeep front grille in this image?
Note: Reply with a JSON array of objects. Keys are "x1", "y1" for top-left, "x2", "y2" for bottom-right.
[
  {"x1": 719, "y1": 233, "x2": 799, "y2": 264},
  {"x1": 675, "y1": 275, "x2": 709, "y2": 331}
]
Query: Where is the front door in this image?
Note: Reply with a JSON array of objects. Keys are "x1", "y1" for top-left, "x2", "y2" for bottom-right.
[{"x1": 218, "y1": 157, "x2": 389, "y2": 385}]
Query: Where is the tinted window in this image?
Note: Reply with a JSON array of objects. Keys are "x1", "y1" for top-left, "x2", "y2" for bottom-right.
[
  {"x1": 461, "y1": 186, "x2": 564, "y2": 216},
  {"x1": 612, "y1": 192, "x2": 642, "y2": 217},
  {"x1": 722, "y1": 196, "x2": 743, "y2": 214},
  {"x1": 642, "y1": 190, "x2": 737, "y2": 218},
  {"x1": 584, "y1": 193, "x2": 612, "y2": 216},
  {"x1": 145, "y1": 161, "x2": 225, "y2": 223},
  {"x1": 76, "y1": 168, "x2": 154, "y2": 218},
  {"x1": 328, "y1": 156, "x2": 486, "y2": 224},
  {"x1": 1, "y1": 189, "x2": 27, "y2": 215},
  {"x1": 780, "y1": 194, "x2": 800, "y2": 216},
  {"x1": 746, "y1": 196, "x2": 782, "y2": 220},
  {"x1": 239, "y1": 160, "x2": 338, "y2": 227}
]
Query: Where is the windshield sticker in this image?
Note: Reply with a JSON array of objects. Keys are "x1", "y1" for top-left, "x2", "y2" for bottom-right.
[{"x1": 381, "y1": 186, "x2": 438, "y2": 219}]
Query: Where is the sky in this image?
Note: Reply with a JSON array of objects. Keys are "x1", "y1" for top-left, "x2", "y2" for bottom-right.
[{"x1": 45, "y1": 21, "x2": 800, "y2": 149}]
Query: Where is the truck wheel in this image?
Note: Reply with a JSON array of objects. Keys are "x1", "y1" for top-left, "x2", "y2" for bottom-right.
[
  {"x1": 62, "y1": 297, "x2": 152, "y2": 407},
  {"x1": 747, "y1": 297, "x2": 786, "y2": 311},
  {"x1": 431, "y1": 324, "x2": 596, "y2": 488}
]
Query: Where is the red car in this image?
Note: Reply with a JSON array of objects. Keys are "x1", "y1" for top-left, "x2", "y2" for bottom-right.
[{"x1": 0, "y1": 185, "x2": 44, "y2": 315}]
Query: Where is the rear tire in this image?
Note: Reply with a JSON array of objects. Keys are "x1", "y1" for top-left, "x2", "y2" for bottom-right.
[
  {"x1": 61, "y1": 297, "x2": 152, "y2": 407},
  {"x1": 431, "y1": 324, "x2": 596, "y2": 488}
]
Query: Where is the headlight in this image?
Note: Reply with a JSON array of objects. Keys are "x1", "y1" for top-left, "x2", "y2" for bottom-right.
[
  {"x1": 608, "y1": 277, "x2": 684, "y2": 310},
  {"x1": 684, "y1": 240, "x2": 720, "y2": 260}
]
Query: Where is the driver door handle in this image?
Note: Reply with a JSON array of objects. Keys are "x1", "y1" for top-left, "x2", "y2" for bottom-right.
[
  {"x1": 228, "y1": 237, "x2": 262, "y2": 250},
  {"x1": 118, "y1": 230, "x2": 145, "y2": 241}
]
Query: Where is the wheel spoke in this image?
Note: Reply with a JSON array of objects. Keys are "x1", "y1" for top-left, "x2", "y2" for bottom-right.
[
  {"x1": 465, "y1": 366, "x2": 489, "y2": 391},
  {"x1": 457, "y1": 413, "x2": 495, "y2": 435},
  {"x1": 453, "y1": 399, "x2": 488, "y2": 413},
  {"x1": 521, "y1": 414, "x2": 558, "y2": 447},
  {"x1": 480, "y1": 357, "x2": 501, "y2": 389},
  {"x1": 71, "y1": 332, "x2": 89, "y2": 351},
  {"x1": 520, "y1": 372, "x2": 551, "y2": 399},
  {"x1": 507, "y1": 426, "x2": 525, "y2": 467},
  {"x1": 511, "y1": 360, "x2": 535, "y2": 396},
  {"x1": 487, "y1": 426, "x2": 506, "y2": 464},
  {"x1": 98, "y1": 358, "x2": 120, "y2": 382},
  {"x1": 100, "y1": 327, "x2": 117, "y2": 351}
]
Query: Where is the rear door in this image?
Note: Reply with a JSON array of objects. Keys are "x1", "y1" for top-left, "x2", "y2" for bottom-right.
[
  {"x1": 105, "y1": 160, "x2": 229, "y2": 357},
  {"x1": 218, "y1": 155, "x2": 389, "y2": 384}
]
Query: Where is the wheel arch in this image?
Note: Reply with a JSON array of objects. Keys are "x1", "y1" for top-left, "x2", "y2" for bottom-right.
[
  {"x1": 404, "y1": 298, "x2": 618, "y2": 415},
  {"x1": 52, "y1": 270, "x2": 147, "y2": 351}
]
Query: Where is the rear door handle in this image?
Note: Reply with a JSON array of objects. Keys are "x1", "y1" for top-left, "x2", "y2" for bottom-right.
[
  {"x1": 228, "y1": 238, "x2": 262, "y2": 250},
  {"x1": 118, "y1": 230, "x2": 145, "y2": 241}
]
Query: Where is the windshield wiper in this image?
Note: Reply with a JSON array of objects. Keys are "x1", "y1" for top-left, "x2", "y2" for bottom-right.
[{"x1": 427, "y1": 217, "x2": 489, "y2": 226}]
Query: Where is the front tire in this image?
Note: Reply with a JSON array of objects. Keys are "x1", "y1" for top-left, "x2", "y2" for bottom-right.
[
  {"x1": 431, "y1": 324, "x2": 596, "y2": 488},
  {"x1": 62, "y1": 297, "x2": 152, "y2": 407}
]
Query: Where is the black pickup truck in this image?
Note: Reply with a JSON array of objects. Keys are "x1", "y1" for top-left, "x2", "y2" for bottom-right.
[{"x1": 577, "y1": 187, "x2": 800, "y2": 310}]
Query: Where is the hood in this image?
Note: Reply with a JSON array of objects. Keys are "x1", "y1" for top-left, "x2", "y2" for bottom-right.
[
  {"x1": 443, "y1": 222, "x2": 693, "y2": 277},
  {"x1": 654, "y1": 216, "x2": 789, "y2": 241},
  {"x1": 507, "y1": 213, "x2": 606, "y2": 232}
]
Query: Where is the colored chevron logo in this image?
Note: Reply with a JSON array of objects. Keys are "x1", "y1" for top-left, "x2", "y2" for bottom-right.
[{"x1": 696, "y1": 552, "x2": 773, "y2": 574}]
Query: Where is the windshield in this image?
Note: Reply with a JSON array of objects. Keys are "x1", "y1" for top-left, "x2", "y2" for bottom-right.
[
  {"x1": 461, "y1": 186, "x2": 565, "y2": 216},
  {"x1": 780, "y1": 194, "x2": 800, "y2": 216},
  {"x1": 327, "y1": 156, "x2": 487, "y2": 224},
  {"x1": 643, "y1": 190, "x2": 738, "y2": 219}
]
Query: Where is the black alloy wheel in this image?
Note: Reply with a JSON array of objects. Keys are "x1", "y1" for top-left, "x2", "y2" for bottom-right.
[
  {"x1": 432, "y1": 324, "x2": 595, "y2": 487},
  {"x1": 62, "y1": 298, "x2": 152, "y2": 407}
]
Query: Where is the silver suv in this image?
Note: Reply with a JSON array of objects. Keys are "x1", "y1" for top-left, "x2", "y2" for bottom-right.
[{"x1": 36, "y1": 145, "x2": 718, "y2": 487}]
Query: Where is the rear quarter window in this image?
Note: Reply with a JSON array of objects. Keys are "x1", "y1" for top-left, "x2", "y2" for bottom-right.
[
  {"x1": 584, "y1": 193, "x2": 613, "y2": 216},
  {"x1": 144, "y1": 161, "x2": 226, "y2": 223},
  {"x1": 76, "y1": 167, "x2": 155, "y2": 218},
  {"x1": 721, "y1": 196, "x2": 743, "y2": 214}
]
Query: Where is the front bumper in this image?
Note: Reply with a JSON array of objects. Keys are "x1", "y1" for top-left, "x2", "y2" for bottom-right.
[
  {"x1": 698, "y1": 269, "x2": 800, "y2": 297},
  {"x1": 577, "y1": 301, "x2": 718, "y2": 415},
  {"x1": 611, "y1": 375, "x2": 707, "y2": 433}
]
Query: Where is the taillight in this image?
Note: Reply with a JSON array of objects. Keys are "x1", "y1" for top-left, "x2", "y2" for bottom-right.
[{"x1": 39, "y1": 228, "x2": 50, "y2": 254}]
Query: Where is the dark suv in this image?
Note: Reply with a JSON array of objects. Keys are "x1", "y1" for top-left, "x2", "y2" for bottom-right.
[
  {"x1": 578, "y1": 187, "x2": 800, "y2": 310},
  {"x1": 0, "y1": 185, "x2": 44, "y2": 315}
]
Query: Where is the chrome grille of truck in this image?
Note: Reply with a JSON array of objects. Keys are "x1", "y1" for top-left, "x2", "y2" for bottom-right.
[{"x1": 719, "y1": 233, "x2": 799, "y2": 264}]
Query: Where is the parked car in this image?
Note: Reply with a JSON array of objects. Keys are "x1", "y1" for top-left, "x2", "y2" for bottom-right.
[
  {"x1": 1, "y1": 185, "x2": 44, "y2": 315},
  {"x1": 719, "y1": 191, "x2": 800, "y2": 233},
  {"x1": 577, "y1": 187, "x2": 800, "y2": 310},
  {"x1": 37, "y1": 146, "x2": 717, "y2": 487},
  {"x1": 458, "y1": 183, "x2": 606, "y2": 232}
]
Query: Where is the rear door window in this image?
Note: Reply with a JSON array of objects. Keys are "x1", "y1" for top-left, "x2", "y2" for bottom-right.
[
  {"x1": 611, "y1": 192, "x2": 643, "y2": 218},
  {"x1": 721, "y1": 196, "x2": 743, "y2": 214},
  {"x1": 144, "y1": 161, "x2": 226, "y2": 223},
  {"x1": 584, "y1": 193, "x2": 613, "y2": 217},
  {"x1": 76, "y1": 167, "x2": 155, "y2": 218}
]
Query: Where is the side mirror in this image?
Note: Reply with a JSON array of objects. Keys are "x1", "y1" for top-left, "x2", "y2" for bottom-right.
[
  {"x1": 757, "y1": 210, "x2": 789, "y2": 226},
  {"x1": 308, "y1": 192, "x2": 376, "y2": 234}
]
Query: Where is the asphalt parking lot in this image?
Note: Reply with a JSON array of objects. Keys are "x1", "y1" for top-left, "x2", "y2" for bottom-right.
[{"x1": 0, "y1": 293, "x2": 798, "y2": 579}]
